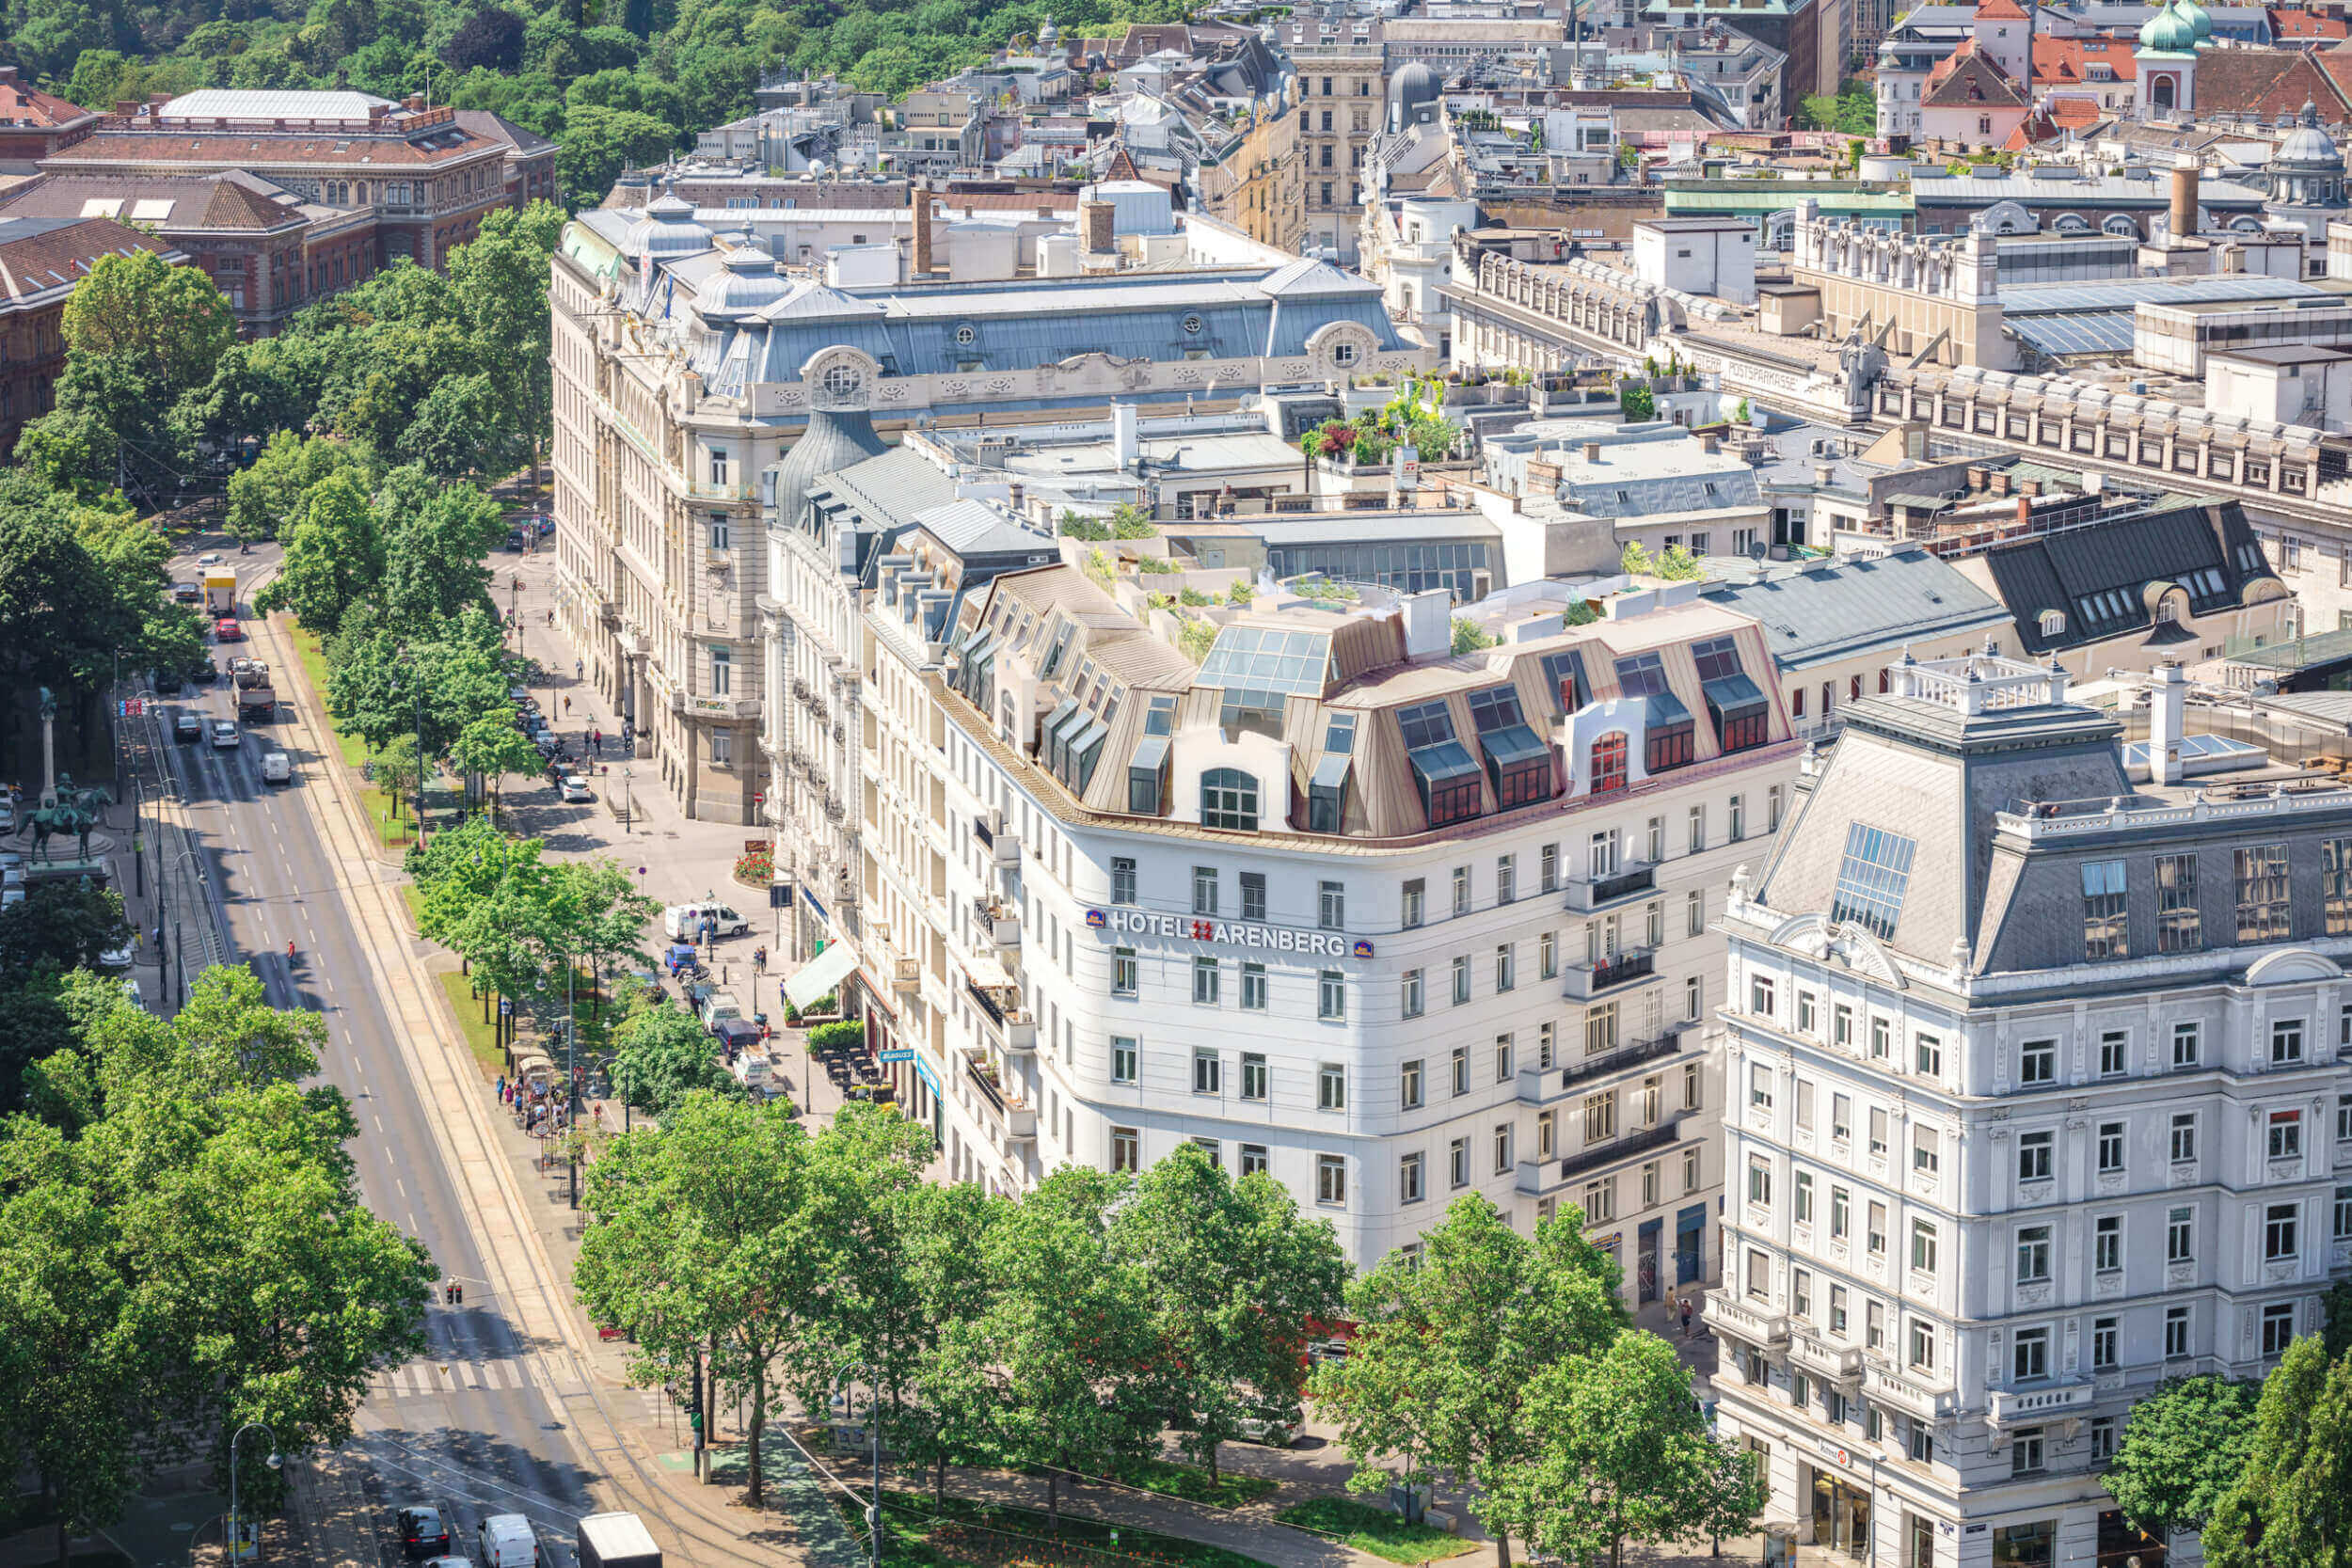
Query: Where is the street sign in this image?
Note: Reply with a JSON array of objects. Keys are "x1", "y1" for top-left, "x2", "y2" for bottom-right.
[
  {"x1": 879, "y1": 1048, "x2": 915, "y2": 1064},
  {"x1": 118, "y1": 698, "x2": 148, "y2": 717}
]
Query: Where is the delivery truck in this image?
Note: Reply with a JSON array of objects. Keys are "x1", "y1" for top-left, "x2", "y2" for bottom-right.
[
  {"x1": 203, "y1": 569, "x2": 236, "y2": 614},
  {"x1": 575, "y1": 1513, "x2": 660, "y2": 1568}
]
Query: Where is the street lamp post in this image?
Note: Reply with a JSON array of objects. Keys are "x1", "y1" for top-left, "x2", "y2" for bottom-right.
[
  {"x1": 226, "y1": 1422, "x2": 280, "y2": 1568},
  {"x1": 845, "y1": 1364, "x2": 883, "y2": 1568},
  {"x1": 159, "y1": 847, "x2": 206, "y2": 1010},
  {"x1": 566, "y1": 956, "x2": 580, "y2": 1209}
]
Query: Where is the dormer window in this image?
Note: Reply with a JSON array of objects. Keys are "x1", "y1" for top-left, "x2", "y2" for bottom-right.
[
  {"x1": 1466, "y1": 687, "x2": 1551, "y2": 807},
  {"x1": 1398, "y1": 701, "x2": 1484, "y2": 828},
  {"x1": 1614, "y1": 652, "x2": 1694, "y2": 772},
  {"x1": 1201, "y1": 768, "x2": 1261, "y2": 832}
]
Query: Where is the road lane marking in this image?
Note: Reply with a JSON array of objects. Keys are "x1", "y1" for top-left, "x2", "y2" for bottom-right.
[
  {"x1": 395, "y1": 1178, "x2": 406, "y2": 1198},
  {"x1": 373, "y1": 1115, "x2": 384, "y2": 1132}
]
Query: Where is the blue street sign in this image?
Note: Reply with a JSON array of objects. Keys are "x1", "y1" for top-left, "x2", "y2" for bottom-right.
[{"x1": 879, "y1": 1048, "x2": 916, "y2": 1064}]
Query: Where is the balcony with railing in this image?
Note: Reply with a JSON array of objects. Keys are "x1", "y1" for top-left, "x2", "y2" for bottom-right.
[
  {"x1": 1988, "y1": 1380, "x2": 2093, "y2": 1429},
  {"x1": 1560, "y1": 1029, "x2": 1684, "y2": 1088},
  {"x1": 1555, "y1": 1116, "x2": 1682, "y2": 1181},
  {"x1": 1563, "y1": 948, "x2": 1656, "y2": 1001},
  {"x1": 971, "y1": 896, "x2": 1022, "y2": 950},
  {"x1": 1564, "y1": 862, "x2": 1656, "y2": 912},
  {"x1": 1705, "y1": 1294, "x2": 1790, "y2": 1349},
  {"x1": 962, "y1": 1051, "x2": 1036, "y2": 1138}
]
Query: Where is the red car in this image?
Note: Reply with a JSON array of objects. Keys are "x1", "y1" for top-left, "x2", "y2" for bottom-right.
[{"x1": 215, "y1": 617, "x2": 243, "y2": 641}]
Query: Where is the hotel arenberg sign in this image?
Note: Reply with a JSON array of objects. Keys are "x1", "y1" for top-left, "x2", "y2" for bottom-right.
[{"x1": 1087, "y1": 908, "x2": 1372, "y2": 959}]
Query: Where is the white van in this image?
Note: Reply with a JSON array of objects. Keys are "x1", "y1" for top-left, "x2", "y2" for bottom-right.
[
  {"x1": 731, "y1": 1052, "x2": 772, "y2": 1097},
  {"x1": 697, "y1": 990, "x2": 742, "y2": 1029},
  {"x1": 477, "y1": 1514, "x2": 536, "y2": 1568},
  {"x1": 662, "y1": 902, "x2": 751, "y2": 941}
]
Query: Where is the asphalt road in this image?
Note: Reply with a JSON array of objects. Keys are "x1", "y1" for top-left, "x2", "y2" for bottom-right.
[{"x1": 144, "y1": 546, "x2": 596, "y2": 1568}]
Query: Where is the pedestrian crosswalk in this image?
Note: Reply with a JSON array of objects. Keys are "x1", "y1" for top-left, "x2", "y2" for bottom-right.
[{"x1": 373, "y1": 1357, "x2": 541, "y2": 1400}]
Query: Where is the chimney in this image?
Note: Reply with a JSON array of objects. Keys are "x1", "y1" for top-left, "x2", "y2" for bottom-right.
[
  {"x1": 2015, "y1": 494, "x2": 2032, "y2": 529},
  {"x1": 404, "y1": 92, "x2": 425, "y2": 112},
  {"x1": 1080, "y1": 198, "x2": 1115, "y2": 253},
  {"x1": 1699, "y1": 433, "x2": 1719, "y2": 455},
  {"x1": 912, "y1": 185, "x2": 934, "y2": 275},
  {"x1": 2170, "y1": 162, "x2": 2201, "y2": 238},
  {"x1": 1009, "y1": 482, "x2": 1025, "y2": 514},
  {"x1": 1582, "y1": 441, "x2": 1601, "y2": 463},
  {"x1": 2149, "y1": 659, "x2": 2187, "y2": 785},
  {"x1": 1112, "y1": 402, "x2": 1139, "y2": 468}
]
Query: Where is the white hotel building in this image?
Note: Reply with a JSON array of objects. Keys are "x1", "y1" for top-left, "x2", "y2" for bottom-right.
[
  {"x1": 1711, "y1": 655, "x2": 2352, "y2": 1568},
  {"x1": 835, "y1": 541, "x2": 1819, "y2": 1293}
]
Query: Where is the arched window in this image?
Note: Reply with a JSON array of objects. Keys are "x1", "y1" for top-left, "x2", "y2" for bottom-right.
[
  {"x1": 2150, "y1": 75, "x2": 2175, "y2": 111},
  {"x1": 2053, "y1": 213, "x2": 2092, "y2": 232},
  {"x1": 2039, "y1": 608, "x2": 2068, "y2": 638},
  {"x1": 2103, "y1": 213, "x2": 2141, "y2": 237},
  {"x1": 1589, "y1": 733, "x2": 1628, "y2": 794},
  {"x1": 1200, "y1": 768, "x2": 1260, "y2": 832}
]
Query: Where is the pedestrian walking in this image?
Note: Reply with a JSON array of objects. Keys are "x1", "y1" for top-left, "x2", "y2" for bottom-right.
[
  {"x1": 563, "y1": 695, "x2": 572, "y2": 716},
  {"x1": 591, "y1": 727, "x2": 601, "y2": 752},
  {"x1": 1680, "y1": 1297, "x2": 1694, "y2": 1338}
]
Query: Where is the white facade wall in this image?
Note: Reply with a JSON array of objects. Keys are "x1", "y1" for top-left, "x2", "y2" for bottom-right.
[
  {"x1": 1709, "y1": 786, "x2": 2352, "y2": 1567},
  {"x1": 859, "y1": 615, "x2": 1806, "y2": 1291}
]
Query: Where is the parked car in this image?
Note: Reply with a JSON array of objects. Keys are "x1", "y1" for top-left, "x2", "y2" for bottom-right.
[
  {"x1": 175, "y1": 711, "x2": 203, "y2": 743},
  {"x1": 0, "y1": 798, "x2": 14, "y2": 831},
  {"x1": 503, "y1": 529, "x2": 529, "y2": 552},
  {"x1": 98, "y1": 940, "x2": 135, "y2": 969},
  {"x1": 697, "y1": 990, "x2": 743, "y2": 1029},
  {"x1": 396, "y1": 1505, "x2": 452, "y2": 1560},
  {"x1": 1237, "y1": 1406, "x2": 1304, "y2": 1448},
  {"x1": 664, "y1": 901, "x2": 751, "y2": 941},
  {"x1": 261, "y1": 751, "x2": 293, "y2": 784},
  {"x1": 214, "y1": 616, "x2": 244, "y2": 641},
  {"x1": 559, "y1": 774, "x2": 594, "y2": 802},
  {"x1": 211, "y1": 720, "x2": 240, "y2": 749},
  {"x1": 121, "y1": 976, "x2": 144, "y2": 1009}
]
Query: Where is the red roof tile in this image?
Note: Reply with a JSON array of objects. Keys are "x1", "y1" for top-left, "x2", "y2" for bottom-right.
[
  {"x1": 2033, "y1": 36, "x2": 2139, "y2": 85},
  {"x1": 0, "y1": 215, "x2": 179, "y2": 304},
  {"x1": 0, "y1": 71, "x2": 97, "y2": 131}
]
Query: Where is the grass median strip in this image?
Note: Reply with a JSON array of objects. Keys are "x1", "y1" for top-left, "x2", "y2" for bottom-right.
[
  {"x1": 830, "y1": 1486, "x2": 1277, "y2": 1568},
  {"x1": 435, "y1": 970, "x2": 508, "y2": 1080},
  {"x1": 1273, "y1": 1499, "x2": 1474, "y2": 1563},
  {"x1": 1115, "y1": 1457, "x2": 1279, "y2": 1510}
]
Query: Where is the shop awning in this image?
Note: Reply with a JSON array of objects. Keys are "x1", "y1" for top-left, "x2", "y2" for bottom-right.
[{"x1": 784, "y1": 941, "x2": 859, "y2": 1010}]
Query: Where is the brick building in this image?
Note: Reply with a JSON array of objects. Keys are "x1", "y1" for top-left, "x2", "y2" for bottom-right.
[
  {"x1": 0, "y1": 68, "x2": 98, "y2": 175},
  {"x1": 0, "y1": 214, "x2": 183, "y2": 451},
  {"x1": 38, "y1": 90, "x2": 543, "y2": 277},
  {"x1": 0, "y1": 171, "x2": 376, "y2": 336}
]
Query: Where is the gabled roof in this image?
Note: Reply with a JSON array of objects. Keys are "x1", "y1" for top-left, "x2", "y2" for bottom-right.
[
  {"x1": 0, "y1": 170, "x2": 316, "y2": 233},
  {"x1": 1259, "y1": 256, "x2": 1380, "y2": 298},
  {"x1": 1924, "y1": 45, "x2": 2033, "y2": 107},
  {"x1": 1973, "y1": 499, "x2": 2280, "y2": 656},
  {"x1": 0, "y1": 71, "x2": 97, "y2": 131},
  {"x1": 2032, "y1": 36, "x2": 2139, "y2": 84},
  {"x1": 0, "y1": 215, "x2": 180, "y2": 305},
  {"x1": 1976, "y1": 0, "x2": 2030, "y2": 20},
  {"x1": 2186, "y1": 46, "x2": 2352, "y2": 119}
]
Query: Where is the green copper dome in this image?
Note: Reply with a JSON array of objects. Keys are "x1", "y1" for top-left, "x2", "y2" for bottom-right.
[
  {"x1": 2181, "y1": 0, "x2": 2215, "y2": 40},
  {"x1": 2138, "y1": 1, "x2": 2197, "y2": 52}
]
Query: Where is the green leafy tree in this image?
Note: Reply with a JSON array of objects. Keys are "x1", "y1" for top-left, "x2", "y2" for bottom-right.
[
  {"x1": 0, "y1": 964, "x2": 431, "y2": 1564},
  {"x1": 226, "y1": 432, "x2": 361, "y2": 543},
  {"x1": 1310, "y1": 1197, "x2": 1629, "y2": 1568},
  {"x1": 609, "y1": 1002, "x2": 743, "y2": 1118},
  {"x1": 59, "y1": 247, "x2": 236, "y2": 413},
  {"x1": 559, "y1": 103, "x2": 681, "y2": 200},
  {"x1": 448, "y1": 713, "x2": 545, "y2": 807},
  {"x1": 395, "y1": 370, "x2": 510, "y2": 479},
  {"x1": 0, "y1": 879, "x2": 131, "y2": 977},
  {"x1": 255, "y1": 470, "x2": 386, "y2": 633},
  {"x1": 926, "y1": 1166, "x2": 1161, "y2": 1528},
  {"x1": 1656, "y1": 544, "x2": 1706, "y2": 580},
  {"x1": 577, "y1": 1093, "x2": 819, "y2": 1504},
  {"x1": 2106, "y1": 1375, "x2": 2261, "y2": 1537},
  {"x1": 1111, "y1": 1145, "x2": 1348, "y2": 1482},
  {"x1": 1451, "y1": 617, "x2": 1499, "y2": 655},
  {"x1": 1485, "y1": 1332, "x2": 1762, "y2": 1568},
  {"x1": 887, "y1": 1180, "x2": 1002, "y2": 1503},
  {"x1": 326, "y1": 607, "x2": 509, "y2": 757},
  {"x1": 1620, "y1": 540, "x2": 1658, "y2": 577},
  {"x1": 1619, "y1": 384, "x2": 1656, "y2": 421},
  {"x1": 2204, "y1": 1339, "x2": 2352, "y2": 1568},
  {"x1": 447, "y1": 202, "x2": 565, "y2": 487},
  {"x1": 377, "y1": 473, "x2": 505, "y2": 633}
]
